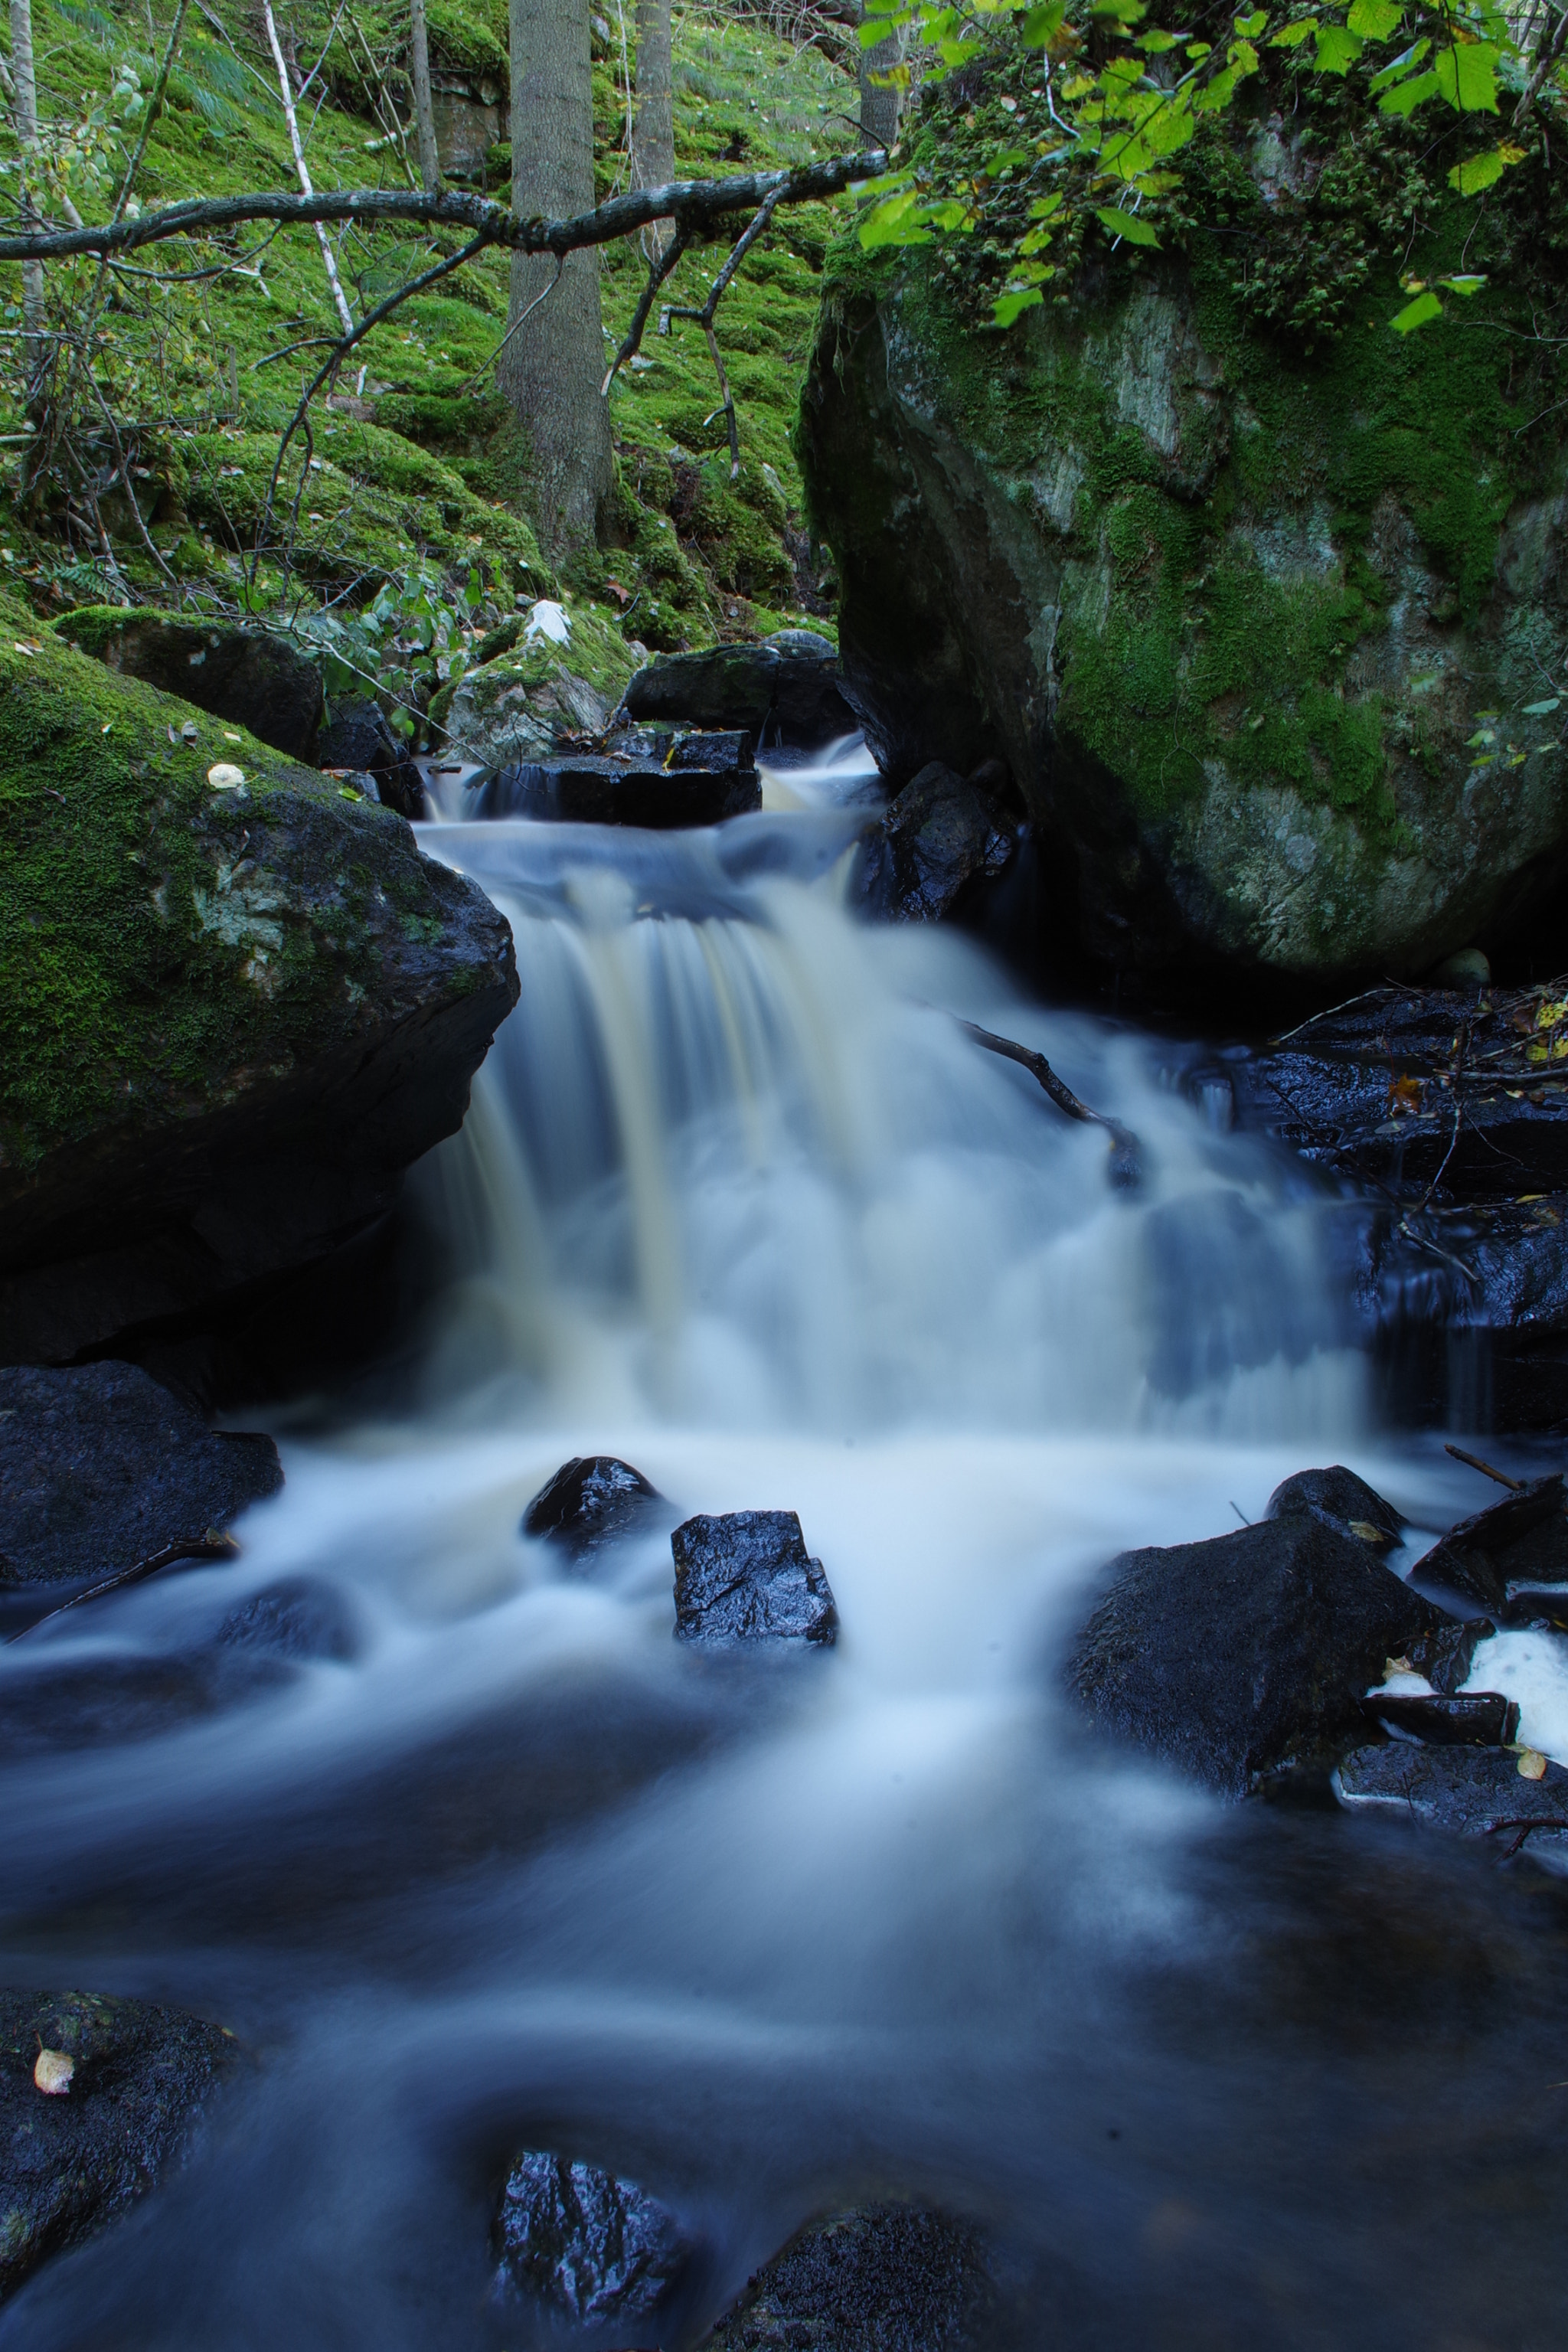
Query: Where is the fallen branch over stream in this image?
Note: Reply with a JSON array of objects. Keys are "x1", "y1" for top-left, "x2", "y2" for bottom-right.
[
  {"x1": 959, "y1": 1019, "x2": 1142, "y2": 1190},
  {"x1": 8, "y1": 1529, "x2": 240, "y2": 1644}
]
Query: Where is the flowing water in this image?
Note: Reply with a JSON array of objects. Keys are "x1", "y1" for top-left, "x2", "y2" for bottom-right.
[{"x1": 4, "y1": 774, "x2": 1567, "y2": 2350}]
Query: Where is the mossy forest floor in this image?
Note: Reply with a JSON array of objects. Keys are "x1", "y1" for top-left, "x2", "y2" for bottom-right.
[{"x1": 0, "y1": 0, "x2": 858, "y2": 697}]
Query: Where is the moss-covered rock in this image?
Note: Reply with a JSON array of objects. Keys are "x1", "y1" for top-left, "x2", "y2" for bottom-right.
[
  {"x1": 433, "y1": 600, "x2": 642, "y2": 762},
  {"x1": 0, "y1": 603, "x2": 518, "y2": 1366},
  {"x1": 57, "y1": 606, "x2": 324, "y2": 762},
  {"x1": 799, "y1": 243, "x2": 1568, "y2": 984}
]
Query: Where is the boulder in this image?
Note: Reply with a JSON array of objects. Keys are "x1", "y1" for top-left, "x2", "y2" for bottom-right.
[
  {"x1": 493, "y1": 2150, "x2": 692, "y2": 2328},
  {"x1": 855, "y1": 762, "x2": 1016, "y2": 923},
  {"x1": 1358, "y1": 1690, "x2": 1519, "y2": 1746},
  {"x1": 1414, "y1": 1475, "x2": 1568, "y2": 1620},
  {"x1": 522, "y1": 1455, "x2": 668, "y2": 1564},
  {"x1": 1063, "y1": 1508, "x2": 1449, "y2": 1795},
  {"x1": 798, "y1": 239, "x2": 1568, "y2": 985},
  {"x1": 1266, "y1": 1465, "x2": 1404, "y2": 1550},
  {"x1": 703, "y1": 2205, "x2": 994, "y2": 2352},
  {"x1": 671, "y1": 1511, "x2": 838, "y2": 1647},
  {"x1": 314, "y1": 697, "x2": 425, "y2": 819},
  {"x1": 623, "y1": 632, "x2": 856, "y2": 747},
  {"x1": 0, "y1": 1361, "x2": 281, "y2": 1586},
  {"x1": 0, "y1": 1988, "x2": 235, "y2": 2301},
  {"x1": 57, "y1": 606, "x2": 322, "y2": 761},
  {"x1": 433, "y1": 600, "x2": 642, "y2": 766},
  {"x1": 0, "y1": 616, "x2": 518, "y2": 1371},
  {"x1": 1334, "y1": 1743, "x2": 1568, "y2": 1865},
  {"x1": 478, "y1": 754, "x2": 761, "y2": 828}
]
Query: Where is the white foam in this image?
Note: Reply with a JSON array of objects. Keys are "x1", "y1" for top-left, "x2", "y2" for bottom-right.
[{"x1": 1463, "y1": 1628, "x2": 1568, "y2": 1765}]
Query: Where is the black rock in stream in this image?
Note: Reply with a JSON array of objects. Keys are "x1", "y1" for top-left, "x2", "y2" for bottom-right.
[
  {"x1": 622, "y1": 634, "x2": 855, "y2": 748},
  {"x1": 1335, "y1": 1743, "x2": 1568, "y2": 1865},
  {"x1": 314, "y1": 697, "x2": 426, "y2": 819},
  {"x1": 1357, "y1": 1690, "x2": 1521, "y2": 1746},
  {"x1": 1065, "y1": 1502, "x2": 1450, "y2": 1796},
  {"x1": 671, "y1": 1512, "x2": 839, "y2": 1647},
  {"x1": 0, "y1": 1987, "x2": 236, "y2": 2301},
  {"x1": 1266, "y1": 1465, "x2": 1405, "y2": 1550},
  {"x1": 480, "y1": 753, "x2": 761, "y2": 828},
  {"x1": 855, "y1": 763, "x2": 1017, "y2": 925},
  {"x1": 1414, "y1": 1474, "x2": 1568, "y2": 1623},
  {"x1": 0, "y1": 1361, "x2": 281, "y2": 1587},
  {"x1": 702, "y1": 2205, "x2": 995, "y2": 2352},
  {"x1": 493, "y1": 2150, "x2": 693, "y2": 2328},
  {"x1": 523, "y1": 1456, "x2": 668, "y2": 1564}
]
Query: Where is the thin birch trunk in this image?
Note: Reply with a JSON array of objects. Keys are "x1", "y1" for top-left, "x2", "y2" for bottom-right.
[
  {"x1": 262, "y1": 0, "x2": 355, "y2": 335},
  {"x1": 631, "y1": 0, "x2": 673, "y2": 259},
  {"x1": 8, "y1": 0, "x2": 47, "y2": 410},
  {"x1": 858, "y1": 2, "x2": 905, "y2": 149},
  {"x1": 408, "y1": 0, "x2": 441, "y2": 191}
]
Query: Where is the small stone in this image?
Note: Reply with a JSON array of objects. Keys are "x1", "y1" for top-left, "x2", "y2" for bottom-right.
[
  {"x1": 33, "y1": 2048, "x2": 74, "y2": 2096},
  {"x1": 522, "y1": 1456, "x2": 668, "y2": 1563},
  {"x1": 671, "y1": 1510, "x2": 838, "y2": 1647},
  {"x1": 494, "y1": 2150, "x2": 691, "y2": 2325},
  {"x1": 1429, "y1": 947, "x2": 1491, "y2": 989},
  {"x1": 207, "y1": 762, "x2": 245, "y2": 790}
]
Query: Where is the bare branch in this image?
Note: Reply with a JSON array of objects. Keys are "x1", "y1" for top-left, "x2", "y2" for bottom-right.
[
  {"x1": 663, "y1": 184, "x2": 788, "y2": 474},
  {"x1": 601, "y1": 227, "x2": 688, "y2": 394},
  {"x1": 0, "y1": 151, "x2": 887, "y2": 264},
  {"x1": 263, "y1": 0, "x2": 356, "y2": 334}
]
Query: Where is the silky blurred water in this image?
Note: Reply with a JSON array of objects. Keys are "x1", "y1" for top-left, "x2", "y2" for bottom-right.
[{"x1": 2, "y1": 797, "x2": 1566, "y2": 2352}]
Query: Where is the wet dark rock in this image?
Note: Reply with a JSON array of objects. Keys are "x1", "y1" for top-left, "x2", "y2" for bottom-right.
[
  {"x1": 1064, "y1": 1514, "x2": 1450, "y2": 1797},
  {"x1": 1266, "y1": 1465, "x2": 1404, "y2": 1550},
  {"x1": 0, "y1": 1986, "x2": 234, "y2": 2300},
  {"x1": 479, "y1": 754, "x2": 761, "y2": 828},
  {"x1": 1406, "y1": 1615, "x2": 1497, "y2": 1695},
  {"x1": 668, "y1": 729, "x2": 758, "y2": 776},
  {"x1": 1335, "y1": 1743, "x2": 1568, "y2": 1864},
  {"x1": 671, "y1": 1512, "x2": 838, "y2": 1647},
  {"x1": 493, "y1": 2149, "x2": 691, "y2": 2328},
  {"x1": 0, "y1": 1647, "x2": 292, "y2": 1760},
  {"x1": 315, "y1": 697, "x2": 426, "y2": 818},
  {"x1": 855, "y1": 763, "x2": 1016, "y2": 924},
  {"x1": 522, "y1": 1456, "x2": 668, "y2": 1564},
  {"x1": 215, "y1": 1576, "x2": 359, "y2": 1662},
  {"x1": 1416, "y1": 1476, "x2": 1567, "y2": 1619},
  {"x1": 703, "y1": 2204, "x2": 994, "y2": 2351},
  {"x1": 58, "y1": 606, "x2": 323, "y2": 760},
  {"x1": 623, "y1": 632, "x2": 854, "y2": 747},
  {"x1": 1358, "y1": 1690, "x2": 1520, "y2": 1746},
  {"x1": 0, "y1": 1362, "x2": 281, "y2": 1587}
]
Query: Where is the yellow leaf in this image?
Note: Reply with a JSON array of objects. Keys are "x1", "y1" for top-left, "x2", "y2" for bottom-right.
[
  {"x1": 1517, "y1": 1748, "x2": 1548, "y2": 1780},
  {"x1": 34, "y1": 2048, "x2": 74, "y2": 2095}
]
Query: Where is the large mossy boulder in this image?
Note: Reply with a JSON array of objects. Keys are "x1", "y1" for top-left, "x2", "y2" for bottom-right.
[
  {"x1": 0, "y1": 607, "x2": 518, "y2": 1368},
  {"x1": 799, "y1": 233, "x2": 1568, "y2": 984},
  {"x1": 431, "y1": 599, "x2": 642, "y2": 763}
]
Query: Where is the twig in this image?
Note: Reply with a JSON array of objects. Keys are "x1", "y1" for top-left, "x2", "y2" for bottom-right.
[
  {"x1": 1444, "y1": 1442, "x2": 1527, "y2": 1492},
  {"x1": 602, "y1": 229, "x2": 688, "y2": 394},
  {"x1": 8, "y1": 1530, "x2": 240, "y2": 1643},
  {"x1": 452, "y1": 255, "x2": 564, "y2": 394},
  {"x1": 664, "y1": 185, "x2": 788, "y2": 475},
  {"x1": 262, "y1": 0, "x2": 355, "y2": 335},
  {"x1": 959, "y1": 1018, "x2": 1142, "y2": 1188}
]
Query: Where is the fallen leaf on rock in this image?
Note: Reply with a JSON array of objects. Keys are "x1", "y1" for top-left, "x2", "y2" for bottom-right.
[
  {"x1": 1349, "y1": 1520, "x2": 1388, "y2": 1544},
  {"x1": 1517, "y1": 1748, "x2": 1548, "y2": 1780},
  {"x1": 34, "y1": 2047, "x2": 74, "y2": 2095},
  {"x1": 1383, "y1": 1655, "x2": 1415, "y2": 1678},
  {"x1": 224, "y1": 730, "x2": 243, "y2": 743}
]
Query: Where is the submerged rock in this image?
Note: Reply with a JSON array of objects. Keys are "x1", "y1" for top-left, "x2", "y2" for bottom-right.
[
  {"x1": 671, "y1": 1512, "x2": 838, "y2": 1647},
  {"x1": 57, "y1": 606, "x2": 323, "y2": 761},
  {"x1": 1266, "y1": 1465, "x2": 1405, "y2": 1550},
  {"x1": 494, "y1": 2149, "x2": 691, "y2": 2327},
  {"x1": 798, "y1": 240, "x2": 1567, "y2": 985},
  {"x1": 855, "y1": 763, "x2": 1016, "y2": 924},
  {"x1": 314, "y1": 697, "x2": 425, "y2": 819},
  {"x1": 0, "y1": 616, "x2": 518, "y2": 1372},
  {"x1": 623, "y1": 632, "x2": 854, "y2": 746},
  {"x1": 215, "y1": 1576, "x2": 359, "y2": 1661},
  {"x1": 0, "y1": 1987, "x2": 234, "y2": 2300},
  {"x1": 703, "y1": 2204, "x2": 994, "y2": 2351},
  {"x1": 1335, "y1": 1743, "x2": 1568, "y2": 1866},
  {"x1": 0, "y1": 1362, "x2": 281, "y2": 1586},
  {"x1": 522, "y1": 1456, "x2": 668, "y2": 1563},
  {"x1": 1065, "y1": 1508, "x2": 1449, "y2": 1795}
]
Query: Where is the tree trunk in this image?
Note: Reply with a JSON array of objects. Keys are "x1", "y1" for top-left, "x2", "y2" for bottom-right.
[
  {"x1": 501, "y1": 0, "x2": 612, "y2": 559},
  {"x1": 858, "y1": 4, "x2": 905, "y2": 149},
  {"x1": 408, "y1": 0, "x2": 442, "y2": 192},
  {"x1": 8, "y1": 0, "x2": 47, "y2": 413},
  {"x1": 632, "y1": 0, "x2": 674, "y2": 257}
]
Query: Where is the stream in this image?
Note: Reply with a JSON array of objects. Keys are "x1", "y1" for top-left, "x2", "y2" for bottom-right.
[{"x1": 3, "y1": 756, "x2": 1566, "y2": 2349}]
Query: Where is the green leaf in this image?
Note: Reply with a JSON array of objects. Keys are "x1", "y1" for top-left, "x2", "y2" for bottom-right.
[
  {"x1": 1378, "y1": 64, "x2": 1440, "y2": 113},
  {"x1": 1391, "y1": 289, "x2": 1443, "y2": 332},
  {"x1": 1088, "y1": 0, "x2": 1147, "y2": 19},
  {"x1": 1434, "y1": 40, "x2": 1499, "y2": 112},
  {"x1": 1137, "y1": 28, "x2": 1183, "y2": 47},
  {"x1": 1438, "y1": 272, "x2": 1488, "y2": 295},
  {"x1": 1314, "y1": 23, "x2": 1364, "y2": 72},
  {"x1": 1021, "y1": 0, "x2": 1068, "y2": 41},
  {"x1": 1368, "y1": 38, "x2": 1429, "y2": 90},
  {"x1": 993, "y1": 286, "x2": 1046, "y2": 326},
  {"x1": 1522, "y1": 699, "x2": 1563, "y2": 716},
  {"x1": 1347, "y1": 0, "x2": 1401, "y2": 37},
  {"x1": 1448, "y1": 147, "x2": 1506, "y2": 193},
  {"x1": 1269, "y1": 18, "x2": 1318, "y2": 45},
  {"x1": 1233, "y1": 10, "x2": 1267, "y2": 32},
  {"x1": 1095, "y1": 204, "x2": 1161, "y2": 244}
]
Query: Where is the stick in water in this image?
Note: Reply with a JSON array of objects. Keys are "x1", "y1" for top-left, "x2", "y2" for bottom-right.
[
  {"x1": 8, "y1": 1530, "x2": 240, "y2": 1643},
  {"x1": 959, "y1": 1019, "x2": 1141, "y2": 1189},
  {"x1": 1443, "y1": 1442, "x2": 1526, "y2": 1492}
]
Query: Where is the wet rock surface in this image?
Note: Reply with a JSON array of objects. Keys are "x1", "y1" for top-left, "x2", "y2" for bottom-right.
[
  {"x1": 672, "y1": 1512, "x2": 839, "y2": 1647},
  {"x1": 1358, "y1": 1690, "x2": 1521, "y2": 1746},
  {"x1": 624, "y1": 632, "x2": 855, "y2": 747},
  {"x1": 523, "y1": 1456, "x2": 669, "y2": 1564},
  {"x1": 703, "y1": 2205, "x2": 995, "y2": 2352},
  {"x1": 314, "y1": 697, "x2": 426, "y2": 819},
  {"x1": 855, "y1": 763, "x2": 1016, "y2": 924},
  {"x1": 0, "y1": 1987, "x2": 234, "y2": 2300},
  {"x1": 1415, "y1": 1476, "x2": 1568, "y2": 1622},
  {"x1": 478, "y1": 753, "x2": 761, "y2": 828},
  {"x1": 1266, "y1": 1464, "x2": 1405, "y2": 1550},
  {"x1": 493, "y1": 2150, "x2": 691, "y2": 2328},
  {"x1": 1335, "y1": 1743, "x2": 1568, "y2": 1864},
  {"x1": 1065, "y1": 1505, "x2": 1449, "y2": 1795},
  {"x1": 0, "y1": 1362, "x2": 281, "y2": 1587},
  {"x1": 57, "y1": 606, "x2": 323, "y2": 761},
  {"x1": 214, "y1": 1576, "x2": 359, "y2": 1663}
]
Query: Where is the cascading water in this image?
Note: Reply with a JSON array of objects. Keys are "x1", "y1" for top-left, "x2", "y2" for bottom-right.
[{"x1": 2, "y1": 785, "x2": 1566, "y2": 2352}]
